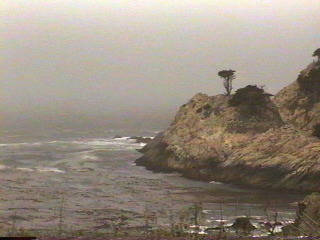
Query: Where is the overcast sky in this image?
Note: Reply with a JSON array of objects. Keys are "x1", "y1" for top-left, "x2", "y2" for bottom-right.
[{"x1": 2, "y1": 0, "x2": 319, "y2": 123}]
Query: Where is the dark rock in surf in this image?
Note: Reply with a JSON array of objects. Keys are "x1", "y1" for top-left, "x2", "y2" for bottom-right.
[
  {"x1": 231, "y1": 217, "x2": 256, "y2": 232},
  {"x1": 129, "y1": 136, "x2": 152, "y2": 144},
  {"x1": 113, "y1": 135, "x2": 123, "y2": 139}
]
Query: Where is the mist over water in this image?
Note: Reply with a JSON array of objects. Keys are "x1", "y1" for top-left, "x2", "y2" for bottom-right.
[
  {"x1": 0, "y1": 112, "x2": 171, "y2": 143},
  {"x1": 2, "y1": 0, "x2": 319, "y2": 122},
  {"x1": 0, "y1": 0, "x2": 318, "y2": 235}
]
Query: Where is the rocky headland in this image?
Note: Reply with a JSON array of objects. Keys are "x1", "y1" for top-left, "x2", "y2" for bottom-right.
[{"x1": 136, "y1": 61, "x2": 320, "y2": 192}]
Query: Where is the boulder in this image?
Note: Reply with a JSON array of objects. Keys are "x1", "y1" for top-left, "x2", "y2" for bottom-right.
[
  {"x1": 283, "y1": 193, "x2": 320, "y2": 237},
  {"x1": 231, "y1": 217, "x2": 256, "y2": 232}
]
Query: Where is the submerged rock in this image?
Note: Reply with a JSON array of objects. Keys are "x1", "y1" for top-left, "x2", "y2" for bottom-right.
[{"x1": 231, "y1": 217, "x2": 256, "y2": 232}]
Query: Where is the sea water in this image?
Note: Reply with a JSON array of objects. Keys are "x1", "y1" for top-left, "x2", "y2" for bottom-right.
[{"x1": 0, "y1": 125, "x2": 305, "y2": 235}]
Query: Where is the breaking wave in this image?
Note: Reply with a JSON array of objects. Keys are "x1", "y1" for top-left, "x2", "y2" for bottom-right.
[{"x1": 0, "y1": 136, "x2": 151, "y2": 150}]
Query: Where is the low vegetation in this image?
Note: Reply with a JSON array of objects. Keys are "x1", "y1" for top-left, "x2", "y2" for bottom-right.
[
  {"x1": 297, "y1": 64, "x2": 320, "y2": 102},
  {"x1": 313, "y1": 48, "x2": 320, "y2": 62},
  {"x1": 2, "y1": 199, "x2": 320, "y2": 239},
  {"x1": 229, "y1": 85, "x2": 271, "y2": 107},
  {"x1": 228, "y1": 85, "x2": 273, "y2": 117},
  {"x1": 312, "y1": 123, "x2": 320, "y2": 138},
  {"x1": 296, "y1": 49, "x2": 320, "y2": 104}
]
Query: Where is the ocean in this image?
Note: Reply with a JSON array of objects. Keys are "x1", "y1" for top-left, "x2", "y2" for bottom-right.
[{"x1": 0, "y1": 123, "x2": 306, "y2": 235}]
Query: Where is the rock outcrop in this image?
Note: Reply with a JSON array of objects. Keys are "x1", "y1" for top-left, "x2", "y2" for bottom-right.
[
  {"x1": 136, "y1": 63, "x2": 320, "y2": 192},
  {"x1": 283, "y1": 193, "x2": 320, "y2": 237},
  {"x1": 274, "y1": 62, "x2": 320, "y2": 129}
]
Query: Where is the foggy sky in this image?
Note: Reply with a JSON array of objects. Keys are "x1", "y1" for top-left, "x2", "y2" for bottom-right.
[{"x1": 2, "y1": 0, "x2": 320, "y2": 123}]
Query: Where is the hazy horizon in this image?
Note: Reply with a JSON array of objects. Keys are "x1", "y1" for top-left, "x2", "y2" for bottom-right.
[{"x1": 2, "y1": 0, "x2": 319, "y2": 127}]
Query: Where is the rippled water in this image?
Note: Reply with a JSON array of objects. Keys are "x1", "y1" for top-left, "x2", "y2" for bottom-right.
[{"x1": 0, "y1": 129, "x2": 306, "y2": 234}]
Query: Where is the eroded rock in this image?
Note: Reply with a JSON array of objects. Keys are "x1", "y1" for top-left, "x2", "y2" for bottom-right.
[
  {"x1": 283, "y1": 193, "x2": 320, "y2": 237},
  {"x1": 136, "y1": 63, "x2": 320, "y2": 192}
]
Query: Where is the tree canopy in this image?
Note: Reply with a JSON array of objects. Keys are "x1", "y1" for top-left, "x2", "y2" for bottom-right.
[
  {"x1": 229, "y1": 85, "x2": 272, "y2": 109},
  {"x1": 218, "y1": 69, "x2": 236, "y2": 96},
  {"x1": 313, "y1": 48, "x2": 320, "y2": 61}
]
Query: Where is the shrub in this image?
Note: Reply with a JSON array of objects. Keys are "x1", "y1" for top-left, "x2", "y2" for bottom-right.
[
  {"x1": 312, "y1": 123, "x2": 320, "y2": 138},
  {"x1": 297, "y1": 66, "x2": 320, "y2": 102},
  {"x1": 229, "y1": 85, "x2": 272, "y2": 108}
]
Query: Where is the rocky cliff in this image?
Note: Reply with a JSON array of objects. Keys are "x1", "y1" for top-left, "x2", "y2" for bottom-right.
[
  {"x1": 136, "y1": 63, "x2": 320, "y2": 192},
  {"x1": 274, "y1": 62, "x2": 320, "y2": 129}
]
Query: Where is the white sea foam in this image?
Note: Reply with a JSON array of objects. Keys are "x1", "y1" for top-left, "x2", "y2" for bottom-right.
[
  {"x1": 71, "y1": 137, "x2": 149, "y2": 150},
  {"x1": 0, "y1": 165, "x2": 9, "y2": 170},
  {"x1": 213, "y1": 219, "x2": 228, "y2": 223},
  {"x1": 210, "y1": 181, "x2": 223, "y2": 184},
  {"x1": 36, "y1": 167, "x2": 65, "y2": 173},
  {"x1": 17, "y1": 167, "x2": 34, "y2": 172},
  {"x1": 113, "y1": 137, "x2": 131, "y2": 140},
  {"x1": 0, "y1": 142, "x2": 44, "y2": 147},
  {"x1": 80, "y1": 153, "x2": 99, "y2": 160},
  {"x1": 0, "y1": 136, "x2": 150, "y2": 151}
]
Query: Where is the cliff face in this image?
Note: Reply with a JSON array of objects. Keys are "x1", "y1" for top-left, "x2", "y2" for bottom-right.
[
  {"x1": 274, "y1": 62, "x2": 320, "y2": 129},
  {"x1": 137, "y1": 92, "x2": 283, "y2": 171},
  {"x1": 136, "y1": 63, "x2": 320, "y2": 192}
]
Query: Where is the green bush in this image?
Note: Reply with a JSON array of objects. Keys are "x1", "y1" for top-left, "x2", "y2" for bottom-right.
[
  {"x1": 229, "y1": 85, "x2": 272, "y2": 108},
  {"x1": 297, "y1": 66, "x2": 320, "y2": 102}
]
